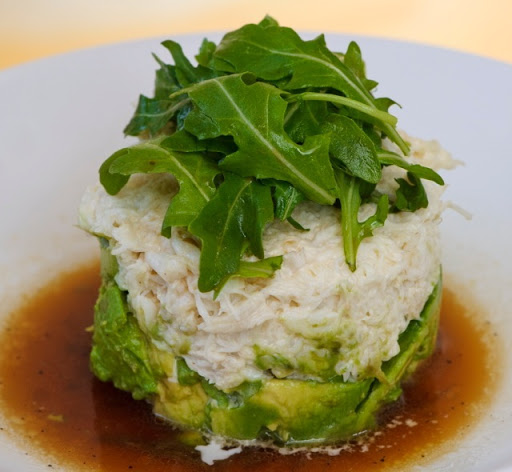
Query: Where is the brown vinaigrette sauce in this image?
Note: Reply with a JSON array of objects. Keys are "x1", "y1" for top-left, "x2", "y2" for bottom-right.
[{"x1": 0, "y1": 262, "x2": 500, "y2": 471}]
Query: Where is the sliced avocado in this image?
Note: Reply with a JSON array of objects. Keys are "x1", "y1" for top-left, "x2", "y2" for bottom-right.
[
  {"x1": 206, "y1": 276, "x2": 442, "y2": 445},
  {"x1": 176, "y1": 357, "x2": 202, "y2": 385},
  {"x1": 209, "y1": 377, "x2": 373, "y2": 443},
  {"x1": 98, "y1": 237, "x2": 118, "y2": 280},
  {"x1": 353, "y1": 279, "x2": 442, "y2": 432},
  {"x1": 154, "y1": 381, "x2": 208, "y2": 429},
  {"x1": 90, "y1": 281, "x2": 164, "y2": 400}
]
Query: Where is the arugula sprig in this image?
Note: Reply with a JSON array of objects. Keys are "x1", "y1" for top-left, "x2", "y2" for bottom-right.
[
  {"x1": 335, "y1": 169, "x2": 389, "y2": 271},
  {"x1": 213, "y1": 19, "x2": 409, "y2": 154},
  {"x1": 99, "y1": 16, "x2": 444, "y2": 293}
]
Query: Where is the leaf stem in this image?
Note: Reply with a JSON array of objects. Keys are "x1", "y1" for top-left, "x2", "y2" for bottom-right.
[
  {"x1": 335, "y1": 169, "x2": 389, "y2": 271},
  {"x1": 339, "y1": 174, "x2": 359, "y2": 271},
  {"x1": 377, "y1": 150, "x2": 444, "y2": 185},
  {"x1": 286, "y1": 92, "x2": 398, "y2": 127}
]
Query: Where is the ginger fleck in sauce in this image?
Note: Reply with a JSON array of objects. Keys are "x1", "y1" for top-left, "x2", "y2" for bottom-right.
[{"x1": 0, "y1": 263, "x2": 499, "y2": 471}]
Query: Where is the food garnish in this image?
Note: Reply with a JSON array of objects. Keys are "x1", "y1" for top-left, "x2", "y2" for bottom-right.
[{"x1": 100, "y1": 16, "x2": 443, "y2": 292}]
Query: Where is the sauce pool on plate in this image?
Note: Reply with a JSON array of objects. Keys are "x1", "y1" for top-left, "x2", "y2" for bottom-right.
[{"x1": 0, "y1": 263, "x2": 499, "y2": 471}]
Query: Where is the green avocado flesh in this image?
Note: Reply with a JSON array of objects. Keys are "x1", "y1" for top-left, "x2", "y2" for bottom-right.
[{"x1": 91, "y1": 244, "x2": 441, "y2": 446}]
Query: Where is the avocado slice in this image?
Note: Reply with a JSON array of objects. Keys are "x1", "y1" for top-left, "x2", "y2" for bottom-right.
[
  {"x1": 90, "y1": 281, "x2": 163, "y2": 400},
  {"x1": 207, "y1": 279, "x2": 441, "y2": 445},
  {"x1": 90, "y1": 242, "x2": 441, "y2": 445}
]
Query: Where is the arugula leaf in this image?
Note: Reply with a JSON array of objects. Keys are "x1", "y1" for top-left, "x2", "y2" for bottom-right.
[
  {"x1": 335, "y1": 169, "x2": 389, "y2": 271},
  {"x1": 240, "y1": 177, "x2": 275, "y2": 259},
  {"x1": 100, "y1": 138, "x2": 219, "y2": 232},
  {"x1": 99, "y1": 18, "x2": 446, "y2": 291},
  {"x1": 321, "y1": 114, "x2": 381, "y2": 184},
  {"x1": 213, "y1": 256, "x2": 283, "y2": 298},
  {"x1": 343, "y1": 41, "x2": 377, "y2": 92},
  {"x1": 363, "y1": 123, "x2": 383, "y2": 148},
  {"x1": 394, "y1": 172, "x2": 428, "y2": 212},
  {"x1": 212, "y1": 20, "x2": 409, "y2": 154},
  {"x1": 213, "y1": 22, "x2": 367, "y2": 97},
  {"x1": 343, "y1": 41, "x2": 365, "y2": 79},
  {"x1": 99, "y1": 151, "x2": 130, "y2": 195},
  {"x1": 377, "y1": 150, "x2": 444, "y2": 185},
  {"x1": 123, "y1": 95, "x2": 189, "y2": 137},
  {"x1": 161, "y1": 40, "x2": 216, "y2": 86},
  {"x1": 258, "y1": 15, "x2": 279, "y2": 28},
  {"x1": 284, "y1": 99, "x2": 329, "y2": 144},
  {"x1": 374, "y1": 97, "x2": 399, "y2": 113},
  {"x1": 158, "y1": 129, "x2": 207, "y2": 152},
  {"x1": 123, "y1": 53, "x2": 184, "y2": 137},
  {"x1": 188, "y1": 173, "x2": 273, "y2": 292},
  {"x1": 176, "y1": 101, "x2": 193, "y2": 130},
  {"x1": 163, "y1": 129, "x2": 236, "y2": 155},
  {"x1": 286, "y1": 92, "x2": 397, "y2": 126},
  {"x1": 271, "y1": 180, "x2": 305, "y2": 221},
  {"x1": 238, "y1": 256, "x2": 283, "y2": 277},
  {"x1": 261, "y1": 179, "x2": 307, "y2": 230},
  {"x1": 195, "y1": 39, "x2": 217, "y2": 68},
  {"x1": 152, "y1": 53, "x2": 181, "y2": 99},
  {"x1": 181, "y1": 74, "x2": 337, "y2": 205}
]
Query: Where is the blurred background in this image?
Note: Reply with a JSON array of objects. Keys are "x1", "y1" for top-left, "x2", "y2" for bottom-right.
[{"x1": 1, "y1": 0, "x2": 511, "y2": 69}]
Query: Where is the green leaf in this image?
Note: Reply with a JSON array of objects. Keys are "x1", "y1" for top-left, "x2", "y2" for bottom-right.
[
  {"x1": 237, "y1": 256, "x2": 283, "y2": 277},
  {"x1": 362, "y1": 123, "x2": 382, "y2": 148},
  {"x1": 123, "y1": 95, "x2": 189, "y2": 137},
  {"x1": 162, "y1": 40, "x2": 215, "y2": 87},
  {"x1": 335, "y1": 169, "x2": 389, "y2": 271},
  {"x1": 182, "y1": 74, "x2": 337, "y2": 205},
  {"x1": 284, "y1": 99, "x2": 329, "y2": 143},
  {"x1": 343, "y1": 41, "x2": 365, "y2": 80},
  {"x1": 286, "y1": 216, "x2": 309, "y2": 231},
  {"x1": 163, "y1": 129, "x2": 236, "y2": 155},
  {"x1": 395, "y1": 172, "x2": 428, "y2": 212},
  {"x1": 123, "y1": 50, "x2": 189, "y2": 137},
  {"x1": 195, "y1": 38, "x2": 217, "y2": 67},
  {"x1": 271, "y1": 180, "x2": 305, "y2": 221},
  {"x1": 213, "y1": 256, "x2": 283, "y2": 298},
  {"x1": 343, "y1": 42, "x2": 380, "y2": 93},
  {"x1": 286, "y1": 92, "x2": 397, "y2": 126},
  {"x1": 213, "y1": 23, "x2": 364, "y2": 96},
  {"x1": 188, "y1": 173, "x2": 274, "y2": 292},
  {"x1": 213, "y1": 22, "x2": 409, "y2": 154},
  {"x1": 321, "y1": 114, "x2": 381, "y2": 184},
  {"x1": 152, "y1": 53, "x2": 180, "y2": 99},
  {"x1": 99, "y1": 152, "x2": 130, "y2": 195},
  {"x1": 378, "y1": 150, "x2": 444, "y2": 185},
  {"x1": 100, "y1": 138, "x2": 219, "y2": 232},
  {"x1": 159, "y1": 128, "x2": 206, "y2": 152},
  {"x1": 374, "y1": 97, "x2": 398, "y2": 113},
  {"x1": 97, "y1": 19, "x2": 446, "y2": 288},
  {"x1": 239, "y1": 178, "x2": 275, "y2": 259},
  {"x1": 176, "y1": 101, "x2": 193, "y2": 129},
  {"x1": 258, "y1": 15, "x2": 279, "y2": 28}
]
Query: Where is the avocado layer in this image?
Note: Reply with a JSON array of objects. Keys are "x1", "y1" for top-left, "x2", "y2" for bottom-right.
[{"x1": 91, "y1": 242, "x2": 441, "y2": 446}]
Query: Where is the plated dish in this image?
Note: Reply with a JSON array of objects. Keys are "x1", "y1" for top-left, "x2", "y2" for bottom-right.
[
  {"x1": 0, "y1": 26, "x2": 511, "y2": 471},
  {"x1": 80, "y1": 17, "x2": 451, "y2": 454}
]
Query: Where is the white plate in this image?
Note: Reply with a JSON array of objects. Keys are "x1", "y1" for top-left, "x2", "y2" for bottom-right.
[{"x1": 0, "y1": 33, "x2": 511, "y2": 471}]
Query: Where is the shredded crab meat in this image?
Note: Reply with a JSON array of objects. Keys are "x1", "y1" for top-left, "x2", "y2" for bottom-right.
[{"x1": 79, "y1": 133, "x2": 455, "y2": 390}]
